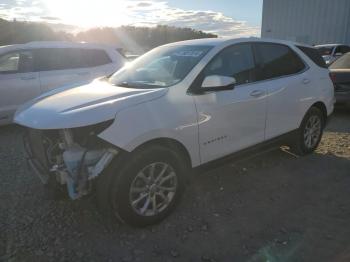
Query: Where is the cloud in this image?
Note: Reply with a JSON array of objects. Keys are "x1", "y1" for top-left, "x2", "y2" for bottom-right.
[
  {"x1": 157, "y1": 9, "x2": 260, "y2": 37},
  {"x1": 121, "y1": 1, "x2": 260, "y2": 37},
  {"x1": 136, "y1": 2, "x2": 153, "y2": 7},
  {"x1": 0, "y1": 0, "x2": 260, "y2": 37},
  {"x1": 40, "y1": 16, "x2": 59, "y2": 21},
  {"x1": 0, "y1": 0, "x2": 45, "y2": 21}
]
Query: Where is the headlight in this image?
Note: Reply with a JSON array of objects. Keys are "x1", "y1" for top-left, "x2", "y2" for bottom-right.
[{"x1": 70, "y1": 120, "x2": 114, "y2": 148}]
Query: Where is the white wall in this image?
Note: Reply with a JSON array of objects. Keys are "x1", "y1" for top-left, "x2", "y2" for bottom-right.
[{"x1": 261, "y1": 0, "x2": 350, "y2": 45}]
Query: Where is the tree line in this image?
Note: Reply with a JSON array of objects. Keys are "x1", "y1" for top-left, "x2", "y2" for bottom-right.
[{"x1": 0, "y1": 18, "x2": 217, "y2": 54}]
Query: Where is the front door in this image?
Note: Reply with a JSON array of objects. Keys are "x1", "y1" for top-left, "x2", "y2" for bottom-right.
[
  {"x1": 0, "y1": 50, "x2": 40, "y2": 124},
  {"x1": 193, "y1": 43, "x2": 268, "y2": 163}
]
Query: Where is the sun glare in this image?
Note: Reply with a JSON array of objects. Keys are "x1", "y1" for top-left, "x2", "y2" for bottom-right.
[{"x1": 42, "y1": 0, "x2": 132, "y2": 28}]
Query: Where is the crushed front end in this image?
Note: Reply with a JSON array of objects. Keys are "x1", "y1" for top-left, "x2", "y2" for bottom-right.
[{"x1": 24, "y1": 121, "x2": 118, "y2": 199}]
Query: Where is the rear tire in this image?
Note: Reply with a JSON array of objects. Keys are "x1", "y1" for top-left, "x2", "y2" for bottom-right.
[
  {"x1": 96, "y1": 144, "x2": 188, "y2": 227},
  {"x1": 290, "y1": 107, "x2": 324, "y2": 155}
]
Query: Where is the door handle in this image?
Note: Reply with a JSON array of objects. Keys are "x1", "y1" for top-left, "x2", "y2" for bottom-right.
[
  {"x1": 21, "y1": 76, "x2": 36, "y2": 80},
  {"x1": 250, "y1": 90, "x2": 265, "y2": 97},
  {"x1": 302, "y1": 78, "x2": 310, "y2": 84}
]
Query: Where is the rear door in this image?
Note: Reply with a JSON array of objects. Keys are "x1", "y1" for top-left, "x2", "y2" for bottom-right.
[
  {"x1": 0, "y1": 50, "x2": 40, "y2": 124},
  {"x1": 253, "y1": 43, "x2": 307, "y2": 139},
  {"x1": 34, "y1": 48, "x2": 93, "y2": 93}
]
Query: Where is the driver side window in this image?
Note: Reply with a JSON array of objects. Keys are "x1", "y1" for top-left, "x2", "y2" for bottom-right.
[{"x1": 203, "y1": 44, "x2": 255, "y2": 85}]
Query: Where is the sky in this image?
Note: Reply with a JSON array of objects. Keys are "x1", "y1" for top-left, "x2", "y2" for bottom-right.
[{"x1": 0, "y1": 0, "x2": 263, "y2": 37}]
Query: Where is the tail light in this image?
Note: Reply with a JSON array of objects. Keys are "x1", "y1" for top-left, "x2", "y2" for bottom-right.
[{"x1": 329, "y1": 72, "x2": 336, "y2": 88}]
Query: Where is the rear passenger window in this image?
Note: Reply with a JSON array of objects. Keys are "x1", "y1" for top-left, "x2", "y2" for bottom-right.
[
  {"x1": 34, "y1": 48, "x2": 111, "y2": 71},
  {"x1": 203, "y1": 44, "x2": 255, "y2": 85},
  {"x1": 255, "y1": 43, "x2": 305, "y2": 81},
  {"x1": 81, "y1": 49, "x2": 112, "y2": 67},
  {"x1": 35, "y1": 48, "x2": 83, "y2": 71},
  {"x1": 297, "y1": 46, "x2": 327, "y2": 68}
]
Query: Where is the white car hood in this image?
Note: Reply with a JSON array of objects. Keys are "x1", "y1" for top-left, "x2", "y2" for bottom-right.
[{"x1": 14, "y1": 79, "x2": 167, "y2": 129}]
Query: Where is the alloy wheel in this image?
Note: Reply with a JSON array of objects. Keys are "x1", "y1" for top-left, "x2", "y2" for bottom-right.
[
  {"x1": 303, "y1": 115, "x2": 322, "y2": 149},
  {"x1": 129, "y1": 162, "x2": 178, "y2": 217}
]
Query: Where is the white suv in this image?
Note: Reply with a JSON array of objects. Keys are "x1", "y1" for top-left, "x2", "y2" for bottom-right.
[
  {"x1": 0, "y1": 41, "x2": 125, "y2": 125},
  {"x1": 15, "y1": 38, "x2": 334, "y2": 226}
]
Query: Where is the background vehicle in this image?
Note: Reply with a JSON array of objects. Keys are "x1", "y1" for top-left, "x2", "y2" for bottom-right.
[
  {"x1": 0, "y1": 41, "x2": 125, "y2": 125},
  {"x1": 15, "y1": 38, "x2": 334, "y2": 226},
  {"x1": 315, "y1": 44, "x2": 350, "y2": 65},
  {"x1": 329, "y1": 52, "x2": 350, "y2": 106}
]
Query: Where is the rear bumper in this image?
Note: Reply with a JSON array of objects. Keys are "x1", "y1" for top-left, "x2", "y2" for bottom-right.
[
  {"x1": 335, "y1": 92, "x2": 350, "y2": 104},
  {"x1": 23, "y1": 132, "x2": 49, "y2": 184}
]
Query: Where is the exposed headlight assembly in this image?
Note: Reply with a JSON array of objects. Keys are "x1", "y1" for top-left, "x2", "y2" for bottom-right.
[{"x1": 54, "y1": 120, "x2": 118, "y2": 199}]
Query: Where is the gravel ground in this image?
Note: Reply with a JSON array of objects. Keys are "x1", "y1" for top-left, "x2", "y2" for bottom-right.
[{"x1": 1, "y1": 107, "x2": 350, "y2": 262}]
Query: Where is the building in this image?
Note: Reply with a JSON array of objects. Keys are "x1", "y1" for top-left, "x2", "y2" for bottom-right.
[{"x1": 261, "y1": 0, "x2": 350, "y2": 45}]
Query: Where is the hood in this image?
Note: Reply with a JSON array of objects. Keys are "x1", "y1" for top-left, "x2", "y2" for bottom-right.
[{"x1": 14, "y1": 79, "x2": 167, "y2": 129}]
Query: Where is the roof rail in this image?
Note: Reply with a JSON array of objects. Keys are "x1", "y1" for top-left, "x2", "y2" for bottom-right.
[{"x1": 25, "y1": 41, "x2": 73, "y2": 45}]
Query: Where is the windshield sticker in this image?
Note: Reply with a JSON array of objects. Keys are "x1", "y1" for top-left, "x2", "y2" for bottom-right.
[{"x1": 173, "y1": 51, "x2": 204, "y2": 57}]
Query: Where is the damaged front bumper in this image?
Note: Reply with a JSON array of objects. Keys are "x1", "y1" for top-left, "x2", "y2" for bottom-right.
[{"x1": 24, "y1": 127, "x2": 118, "y2": 200}]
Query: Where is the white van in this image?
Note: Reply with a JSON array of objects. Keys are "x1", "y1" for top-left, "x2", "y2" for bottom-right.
[{"x1": 0, "y1": 41, "x2": 125, "y2": 125}]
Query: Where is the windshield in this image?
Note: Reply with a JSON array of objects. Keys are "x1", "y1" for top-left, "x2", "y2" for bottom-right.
[
  {"x1": 329, "y1": 53, "x2": 350, "y2": 69},
  {"x1": 109, "y1": 45, "x2": 212, "y2": 89},
  {"x1": 316, "y1": 46, "x2": 334, "y2": 56}
]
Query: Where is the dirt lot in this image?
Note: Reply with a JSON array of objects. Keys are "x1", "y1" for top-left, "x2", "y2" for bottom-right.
[{"x1": 1, "y1": 107, "x2": 350, "y2": 262}]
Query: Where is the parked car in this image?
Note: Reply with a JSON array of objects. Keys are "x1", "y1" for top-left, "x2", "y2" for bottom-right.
[
  {"x1": 329, "y1": 52, "x2": 350, "y2": 106},
  {"x1": 15, "y1": 38, "x2": 334, "y2": 226},
  {"x1": 0, "y1": 41, "x2": 125, "y2": 125},
  {"x1": 315, "y1": 44, "x2": 350, "y2": 65}
]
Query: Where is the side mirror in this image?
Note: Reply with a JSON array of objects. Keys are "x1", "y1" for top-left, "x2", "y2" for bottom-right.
[{"x1": 200, "y1": 75, "x2": 236, "y2": 92}]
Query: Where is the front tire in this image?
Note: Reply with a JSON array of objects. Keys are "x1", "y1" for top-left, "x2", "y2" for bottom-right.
[
  {"x1": 291, "y1": 107, "x2": 324, "y2": 155},
  {"x1": 97, "y1": 145, "x2": 188, "y2": 227}
]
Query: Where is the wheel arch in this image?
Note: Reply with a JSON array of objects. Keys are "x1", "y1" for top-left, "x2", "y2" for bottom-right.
[
  {"x1": 310, "y1": 101, "x2": 328, "y2": 125},
  {"x1": 132, "y1": 137, "x2": 193, "y2": 168},
  {"x1": 297, "y1": 101, "x2": 328, "y2": 129}
]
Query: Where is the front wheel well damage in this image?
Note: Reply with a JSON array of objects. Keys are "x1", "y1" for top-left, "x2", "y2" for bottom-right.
[{"x1": 132, "y1": 138, "x2": 192, "y2": 168}]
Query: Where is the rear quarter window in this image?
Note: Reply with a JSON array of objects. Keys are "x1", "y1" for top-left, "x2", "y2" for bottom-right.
[
  {"x1": 34, "y1": 48, "x2": 112, "y2": 72},
  {"x1": 297, "y1": 46, "x2": 327, "y2": 68}
]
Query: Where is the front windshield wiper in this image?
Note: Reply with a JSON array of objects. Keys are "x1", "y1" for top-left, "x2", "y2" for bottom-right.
[
  {"x1": 114, "y1": 81, "x2": 165, "y2": 89},
  {"x1": 115, "y1": 81, "x2": 139, "y2": 88}
]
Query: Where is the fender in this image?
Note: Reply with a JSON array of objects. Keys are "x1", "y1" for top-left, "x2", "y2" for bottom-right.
[{"x1": 98, "y1": 89, "x2": 202, "y2": 167}]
